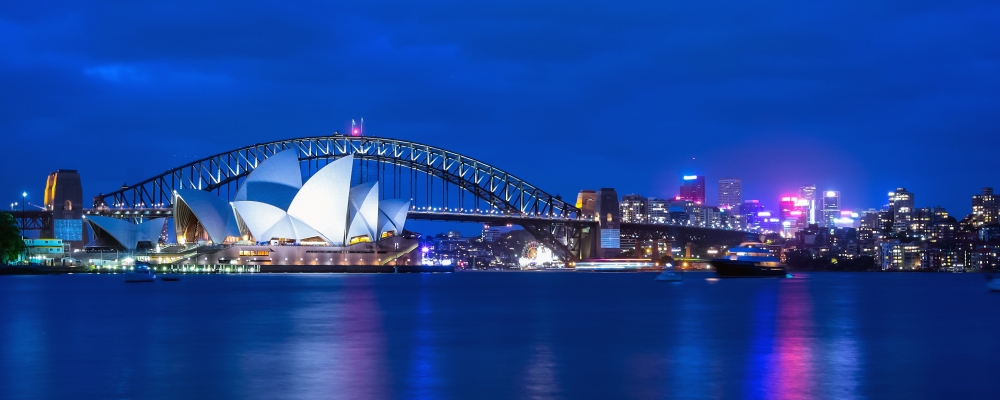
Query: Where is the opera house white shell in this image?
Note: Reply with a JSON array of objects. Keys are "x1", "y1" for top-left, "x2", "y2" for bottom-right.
[
  {"x1": 85, "y1": 216, "x2": 165, "y2": 251},
  {"x1": 174, "y1": 150, "x2": 409, "y2": 246}
]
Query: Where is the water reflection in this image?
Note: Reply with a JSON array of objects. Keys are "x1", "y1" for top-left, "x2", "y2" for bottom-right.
[
  {"x1": 5, "y1": 273, "x2": 992, "y2": 398},
  {"x1": 669, "y1": 284, "x2": 722, "y2": 399},
  {"x1": 818, "y1": 277, "x2": 859, "y2": 399},
  {"x1": 337, "y1": 277, "x2": 390, "y2": 398},
  {"x1": 745, "y1": 287, "x2": 777, "y2": 399},
  {"x1": 769, "y1": 280, "x2": 815, "y2": 399},
  {"x1": 746, "y1": 276, "x2": 861, "y2": 400},
  {"x1": 0, "y1": 279, "x2": 49, "y2": 399},
  {"x1": 523, "y1": 344, "x2": 559, "y2": 400},
  {"x1": 406, "y1": 276, "x2": 438, "y2": 399}
]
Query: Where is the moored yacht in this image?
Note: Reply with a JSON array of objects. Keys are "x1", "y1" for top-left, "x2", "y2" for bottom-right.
[
  {"x1": 124, "y1": 262, "x2": 156, "y2": 283},
  {"x1": 710, "y1": 242, "x2": 788, "y2": 278}
]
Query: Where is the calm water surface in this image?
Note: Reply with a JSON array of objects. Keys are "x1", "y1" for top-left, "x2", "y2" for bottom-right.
[{"x1": 2, "y1": 272, "x2": 998, "y2": 399}]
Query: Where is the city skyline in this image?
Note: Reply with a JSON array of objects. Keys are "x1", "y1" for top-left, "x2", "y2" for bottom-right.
[{"x1": 2, "y1": 0, "x2": 998, "y2": 219}]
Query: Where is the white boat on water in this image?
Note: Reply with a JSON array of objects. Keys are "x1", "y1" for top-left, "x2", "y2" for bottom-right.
[
  {"x1": 987, "y1": 275, "x2": 1000, "y2": 292},
  {"x1": 124, "y1": 263, "x2": 156, "y2": 283},
  {"x1": 655, "y1": 262, "x2": 683, "y2": 282}
]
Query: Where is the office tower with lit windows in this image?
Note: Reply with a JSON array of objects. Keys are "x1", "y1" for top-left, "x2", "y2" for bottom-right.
[
  {"x1": 679, "y1": 175, "x2": 706, "y2": 204},
  {"x1": 740, "y1": 200, "x2": 764, "y2": 229},
  {"x1": 778, "y1": 196, "x2": 807, "y2": 236},
  {"x1": 889, "y1": 188, "x2": 914, "y2": 232},
  {"x1": 800, "y1": 184, "x2": 817, "y2": 224},
  {"x1": 821, "y1": 191, "x2": 841, "y2": 227},
  {"x1": 647, "y1": 198, "x2": 669, "y2": 224},
  {"x1": 972, "y1": 187, "x2": 998, "y2": 226},
  {"x1": 718, "y1": 178, "x2": 742, "y2": 210},
  {"x1": 620, "y1": 194, "x2": 647, "y2": 223}
]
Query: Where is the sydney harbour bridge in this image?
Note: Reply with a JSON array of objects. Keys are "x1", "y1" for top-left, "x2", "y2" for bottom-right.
[{"x1": 16, "y1": 134, "x2": 751, "y2": 260}]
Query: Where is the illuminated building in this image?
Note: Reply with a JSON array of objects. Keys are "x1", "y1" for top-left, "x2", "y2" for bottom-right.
[
  {"x1": 739, "y1": 200, "x2": 764, "y2": 230},
  {"x1": 594, "y1": 188, "x2": 621, "y2": 258},
  {"x1": 778, "y1": 196, "x2": 807, "y2": 236},
  {"x1": 647, "y1": 198, "x2": 669, "y2": 224},
  {"x1": 717, "y1": 178, "x2": 742, "y2": 210},
  {"x1": 878, "y1": 240, "x2": 924, "y2": 270},
  {"x1": 86, "y1": 150, "x2": 417, "y2": 266},
  {"x1": 620, "y1": 194, "x2": 647, "y2": 223},
  {"x1": 575, "y1": 190, "x2": 597, "y2": 219},
  {"x1": 42, "y1": 169, "x2": 88, "y2": 250},
  {"x1": 21, "y1": 238, "x2": 69, "y2": 265},
  {"x1": 679, "y1": 175, "x2": 705, "y2": 204},
  {"x1": 833, "y1": 210, "x2": 859, "y2": 228},
  {"x1": 858, "y1": 208, "x2": 879, "y2": 241},
  {"x1": 481, "y1": 227, "x2": 501, "y2": 242},
  {"x1": 86, "y1": 217, "x2": 166, "y2": 251},
  {"x1": 799, "y1": 184, "x2": 817, "y2": 224},
  {"x1": 972, "y1": 188, "x2": 998, "y2": 226},
  {"x1": 821, "y1": 191, "x2": 840, "y2": 227},
  {"x1": 889, "y1": 188, "x2": 914, "y2": 232},
  {"x1": 910, "y1": 206, "x2": 948, "y2": 238}
]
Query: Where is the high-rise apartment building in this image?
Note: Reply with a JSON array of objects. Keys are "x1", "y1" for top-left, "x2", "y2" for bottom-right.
[
  {"x1": 821, "y1": 191, "x2": 840, "y2": 227},
  {"x1": 972, "y1": 187, "x2": 998, "y2": 226},
  {"x1": 889, "y1": 188, "x2": 915, "y2": 232},
  {"x1": 718, "y1": 178, "x2": 742, "y2": 210},
  {"x1": 858, "y1": 208, "x2": 880, "y2": 241},
  {"x1": 679, "y1": 175, "x2": 706, "y2": 204},
  {"x1": 620, "y1": 194, "x2": 647, "y2": 223}
]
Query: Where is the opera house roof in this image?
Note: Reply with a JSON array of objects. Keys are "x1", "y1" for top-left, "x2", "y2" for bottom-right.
[
  {"x1": 86, "y1": 150, "x2": 409, "y2": 251},
  {"x1": 85, "y1": 216, "x2": 165, "y2": 251},
  {"x1": 180, "y1": 150, "x2": 408, "y2": 246}
]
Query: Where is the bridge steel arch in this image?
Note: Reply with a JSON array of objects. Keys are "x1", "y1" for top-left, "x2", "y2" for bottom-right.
[{"x1": 93, "y1": 135, "x2": 588, "y2": 259}]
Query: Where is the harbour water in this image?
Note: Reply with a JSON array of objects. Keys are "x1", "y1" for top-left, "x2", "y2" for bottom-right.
[{"x1": 1, "y1": 272, "x2": 998, "y2": 399}]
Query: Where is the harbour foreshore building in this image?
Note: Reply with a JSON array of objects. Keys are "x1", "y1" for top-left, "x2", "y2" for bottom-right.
[{"x1": 85, "y1": 151, "x2": 419, "y2": 267}]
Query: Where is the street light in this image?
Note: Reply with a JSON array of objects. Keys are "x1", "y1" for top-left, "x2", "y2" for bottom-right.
[{"x1": 21, "y1": 192, "x2": 26, "y2": 265}]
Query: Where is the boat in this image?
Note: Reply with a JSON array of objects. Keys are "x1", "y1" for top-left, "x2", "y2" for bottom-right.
[
  {"x1": 655, "y1": 270, "x2": 683, "y2": 282},
  {"x1": 124, "y1": 262, "x2": 156, "y2": 283},
  {"x1": 710, "y1": 242, "x2": 789, "y2": 278},
  {"x1": 160, "y1": 276, "x2": 180, "y2": 282},
  {"x1": 986, "y1": 275, "x2": 1000, "y2": 292}
]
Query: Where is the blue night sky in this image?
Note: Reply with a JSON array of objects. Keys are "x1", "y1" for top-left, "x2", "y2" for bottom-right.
[{"x1": 2, "y1": 0, "x2": 998, "y2": 217}]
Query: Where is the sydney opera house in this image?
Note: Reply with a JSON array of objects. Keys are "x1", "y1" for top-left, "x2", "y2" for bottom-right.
[{"x1": 86, "y1": 151, "x2": 422, "y2": 269}]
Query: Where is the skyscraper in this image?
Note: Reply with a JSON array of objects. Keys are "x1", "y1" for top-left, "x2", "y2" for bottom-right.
[
  {"x1": 740, "y1": 200, "x2": 764, "y2": 230},
  {"x1": 718, "y1": 178, "x2": 742, "y2": 210},
  {"x1": 799, "y1": 184, "x2": 817, "y2": 224},
  {"x1": 972, "y1": 187, "x2": 998, "y2": 226},
  {"x1": 821, "y1": 191, "x2": 840, "y2": 227},
  {"x1": 889, "y1": 188, "x2": 914, "y2": 232},
  {"x1": 679, "y1": 175, "x2": 706, "y2": 204}
]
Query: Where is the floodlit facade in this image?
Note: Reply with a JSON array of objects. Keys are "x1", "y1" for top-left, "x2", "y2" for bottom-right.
[
  {"x1": 173, "y1": 150, "x2": 410, "y2": 246},
  {"x1": 85, "y1": 216, "x2": 165, "y2": 251},
  {"x1": 175, "y1": 189, "x2": 241, "y2": 245},
  {"x1": 86, "y1": 149, "x2": 416, "y2": 268}
]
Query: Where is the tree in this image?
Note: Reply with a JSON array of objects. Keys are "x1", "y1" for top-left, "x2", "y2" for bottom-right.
[{"x1": 0, "y1": 213, "x2": 26, "y2": 264}]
